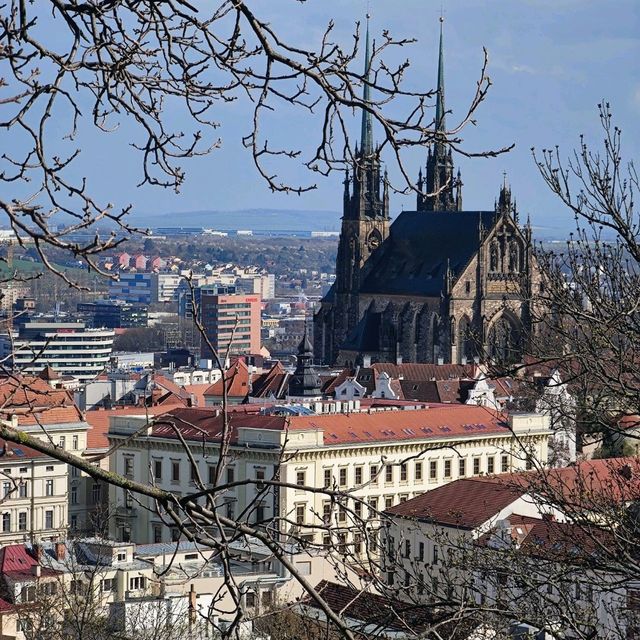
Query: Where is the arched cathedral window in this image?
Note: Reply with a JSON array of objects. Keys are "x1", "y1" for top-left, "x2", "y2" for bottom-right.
[{"x1": 488, "y1": 315, "x2": 521, "y2": 364}]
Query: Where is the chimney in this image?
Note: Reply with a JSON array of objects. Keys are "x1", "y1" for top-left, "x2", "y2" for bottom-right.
[
  {"x1": 362, "y1": 355, "x2": 372, "y2": 368},
  {"x1": 396, "y1": 355, "x2": 403, "y2": 365},
  {"x1": 55, "y1": 542, "x2": 66, "y2": 561},
  {"x1": 32, "y1": 543, "x2": 43, "y2": 562},
  {"x1": 33, "y1": 565, "x2": 41, "y2": 578},
  {"x1": 437, "y1": 357, "x2": 444, "y2": 365},
  {"x1": 542, "y1": 513, "x2": 555, "y2": 522}
]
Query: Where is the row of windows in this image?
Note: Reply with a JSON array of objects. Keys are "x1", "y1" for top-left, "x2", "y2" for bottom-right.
[
  {"x1": 316, "y1": 454, "x2": 512, "y2": 489},
  {"x1": 146, "y1": 459, "x2": 244, "y2": 487},
  {"x1": 0, "y1": 510, "x2": 54, "y2": 532},
  {"x1": 1, "y1": 477, "x2": 61, "y2": 499}
]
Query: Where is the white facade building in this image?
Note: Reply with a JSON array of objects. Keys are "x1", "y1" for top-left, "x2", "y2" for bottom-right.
[
  {"x1": 107, "y1": 405, "x2": 550, "y2": 545},
  {"x1": 0, "y1": 321, "x2": 114, "y2": 382}
]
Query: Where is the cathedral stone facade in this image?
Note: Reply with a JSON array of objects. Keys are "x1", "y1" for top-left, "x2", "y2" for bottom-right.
[{"x1": 314, "y1": 21, "x2": 537, "y2": 367}]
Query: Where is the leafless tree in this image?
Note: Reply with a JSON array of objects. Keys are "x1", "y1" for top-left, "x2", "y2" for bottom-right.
[{"x1": 0, "y1": 0, "x2": 509, "y2": 289}]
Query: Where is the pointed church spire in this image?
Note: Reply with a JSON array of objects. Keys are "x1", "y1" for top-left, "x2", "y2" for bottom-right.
[
  {"x1": 360, "y1": 15, "x2": 373, "y2": 157},
  {"x1": 435, "y1": 16, "x2": 446, "y2": 135}
]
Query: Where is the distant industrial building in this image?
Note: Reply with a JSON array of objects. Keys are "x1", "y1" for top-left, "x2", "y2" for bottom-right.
[
  {"x1": 78, "y1": 300, "x2": 148, "y2": 328},
  {"x1": 0, "y1": 320, "x2": 115, "y2": 382}
]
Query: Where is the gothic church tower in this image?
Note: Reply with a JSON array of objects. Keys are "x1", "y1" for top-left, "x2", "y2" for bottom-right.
[
  {"x1": 329, "y1": 19, "x2": 390, "y2": 358},
  {"x1": 416, "y1": 18, "x2": 463, "y2": 212}
]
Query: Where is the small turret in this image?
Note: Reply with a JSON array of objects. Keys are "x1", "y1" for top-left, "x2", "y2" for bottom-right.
[{"x1": 288, "y1": 322, "x2": 322, "y2": 398}]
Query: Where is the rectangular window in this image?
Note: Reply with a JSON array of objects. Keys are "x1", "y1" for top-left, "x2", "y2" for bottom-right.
[
  {"x1": 2, "y1": 513, "x2": 10, "y2": 532},
  {"x1": 45, "y1": 510, "x2": 53, "y2": 529},
  {"x1": 433, "y1": 545, "x2": 439, "y2": 565},
  {"x1": 415, "y1": 462, "x2": 423, "y2": 481},
  {"x1": 92, "y1": 483, "x2": 101, "y2": 505},
  {"x1": 338, "y1": 505, "x2": 347, "y2": 524},
  {"x1": 501, "y1": 454, "x2": 509, "y2": 473},
  {"x1": 355, "y1": 466, "x2": 363, "y2": 485},
  {"x1": 129, "y1": 576, "x2": 146, "y2": 591},
  {"x1": 124, "y1": 456, "x2": 134, "y2": 479},
  {"x1": 71, "y1": 466, "x2": 79, "y2": 478},
  {"x1": 385, "y1": 495, "x2": 394, "y2": 510},
  {"x1": 18, "y1": 512, "x2": 27, "y2": 531},
  {"x1": 59, "y1": 436, "x2": 66, "y2": 450},
  {"x1": 444, "y1": 459, "x2": 452, "y2": 478},
  {"x1": 209, "y1": 466, "x2": 216, "y2": 485},
  {"x1": 370, "y1": 465, "x2": 378, "y2": 483},
  {"x1": 296, "y1": 470, "x2": 306, "y2": 487},
  {"x1": 45, "y1": 479, "x2": 54, "y2": 496},
  {"x1": 354, "y1": 501, "x2": 362, "y2": 519},
  {"x1": 487, "y1": 456, "x2": 495, "y2": 474},
  {"x1": 429, "y1": 460, "x2": 437, "y2": 480},
  {"x1": 2, "y1": 482, "x2": 10, "y2": 498},
  {"x1": 385, "y1": 465, "x2": 393, "y2": 483},
  {"x1": 19, "y1": 482, "x2": 27, "y2": 498},
  {"x1": 418, "y1": 542, "x2": 425, "y2": 561},
  {"x1": 323, "y1": 502, "x2": 332, "y2": 525},
  {"x1": 368, "y1": 496, "x2": 378, "y2": 517},
  {"x1": 226, "y1": 500, "x2": 235, "y2": 519},
  {"x1": 153, "y1": 459, "x2": 162, "y2": 480},
  {"x1": 171, "y1": 461, "x2": 180, "y2": 483},
  {"x1": 473, "y1": 458, "x2": 481, "y2": 475},
  {"x1": 72, "y1": 435, "x2": 79, "y2": 450},
  {"x1": 459, "y1": 458, "x2": 466, "y2": 477},
  {"x1": 339, "y1": 468, "x2": 347, "y2": 487},
  {"x1": 295, "y1": 504, "x2": 305, "y2": 525},
  {"x1": 71, "y1": 486, "x2": 78, "y2": 505},
  {"x1": 226, "y1": 467, "x2": 235, "y2": 485},
  {"x1": 256, "y1": 468, "x2": 265, "y2": 481},
  {"x1": 399, "y1": 494, "x2": 408, "y2": 503},
  {"x1": 400, "y1": 463, "x2": 408, "y2": 482},
  {"x1": 153, "y1": 525, "x2": 162, "y2": 543},
  {"x1": 323, "y1": 469, "x2": 332, "y2": 487},
  {"x1": 102, "y1": 579, "x2": 115, "y2": 592},
  {"x1": 404, "y1": 540, "x2": 411, "y2": 559}
]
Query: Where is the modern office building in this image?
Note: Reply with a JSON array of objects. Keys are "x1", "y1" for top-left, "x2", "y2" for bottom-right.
[
  {"x1": 78, "y1": 300, "x2": 148, "y2": 328},
  {"x1": 0, "y1": 320, "x2": 115, "y2": 382},
  {"x1": 108, "y1": 273, "x2": 183, "y2": 304}
]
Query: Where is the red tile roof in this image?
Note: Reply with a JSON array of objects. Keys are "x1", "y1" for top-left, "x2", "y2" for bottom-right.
[
  {"x1": 387, "y1": 457, "x2": 640, "y2": 528},
  {"x1": 84, "y1": 403, "x2": 185, "y2": 450},
  {"x1": 181, "y1": 383, "x2": 212, "y2": 407},
  {"x1": 0, "y1": 376, "x2": 84, "y2": 426},
  {"x1": 148, "y1": 404, "x2": 514, "y2": 447},
  {"x1": 203, "y1": 360, "x2": 250, "y2": 398},
  {"x1": 0, "y1": 441, "x2": 47, "y2": 460},
  {"x1": 0, "y1": 545, "x2": 59, "y2": 580},
  {"x1": 386, "y1": 477, "x2": 527, "y2": 529},
  {"x1": 372, "y1": 362, "x2": 475, "y2": 382}
]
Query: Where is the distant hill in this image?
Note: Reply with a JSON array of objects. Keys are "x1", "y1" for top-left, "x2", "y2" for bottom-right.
[{"x1": 130, "y1": 208, "x2": 342, "y2": 232}]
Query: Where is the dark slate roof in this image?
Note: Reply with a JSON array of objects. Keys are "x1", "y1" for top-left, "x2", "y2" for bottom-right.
[{"x1": 361, "y1": 210, "x2": 496, "y2": 296}]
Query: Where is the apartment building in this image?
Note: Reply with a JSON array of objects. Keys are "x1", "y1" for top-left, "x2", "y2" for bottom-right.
[
  {"x1": 107, "y1": 404, "x2": 550, "y2": 545},
  {"x1": 108, "y1": 272, "x2": 183, "y2": 304},
  {"x1": 0, "y1": 320, "x2": 114, "y2": 382},
  {"x1": 0, "y1": 375, "x2": 96, "y2": 536},
  {"x1": 382, "y1": 459, "x2": 639, "y2": 638},
  {"x1": 200, "y1": 289, "x2": 261, "y2": 359}
]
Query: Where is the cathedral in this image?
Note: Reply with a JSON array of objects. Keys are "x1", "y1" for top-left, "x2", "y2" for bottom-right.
[{"x1": 314, "y1": 20, "x2": 537, "y2": 367}]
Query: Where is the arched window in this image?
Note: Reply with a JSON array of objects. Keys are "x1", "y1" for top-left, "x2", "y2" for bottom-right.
[
  {"x1": 458, "y1": 316, "x2": 475, "y2": 364},
  {"x1": 432, "y1": 316, "x2": 441, "y2": 363},
  {"x1": 488, "y1": 315, "x2": 521, "y2": 364},
  {"x1": 490, "y1": 241, "x2": 500, "y2": 272}
]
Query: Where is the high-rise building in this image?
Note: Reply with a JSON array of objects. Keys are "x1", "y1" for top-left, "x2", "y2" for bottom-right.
[
  {"x1": 200, "y1": 289, "x2": 261, "y2": 360},
  {"x1": 0, "y1": 320, "x2": 115, "y2": 382}
]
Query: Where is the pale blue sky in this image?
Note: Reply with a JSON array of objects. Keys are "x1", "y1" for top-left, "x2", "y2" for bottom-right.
[{"x1": 4, "y1": 1, "x2": 639, "y2": 235}]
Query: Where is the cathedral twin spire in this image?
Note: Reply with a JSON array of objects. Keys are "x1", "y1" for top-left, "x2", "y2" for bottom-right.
[
  {"x1": 346, "y1": 16, "x2": 466, "y2": 220},
  {"x1": 343, "y1": 17, "x2": 389, "y2": 221},
  {"x1": 417, "y1": 17, "x2": 463, "y2": 213}
]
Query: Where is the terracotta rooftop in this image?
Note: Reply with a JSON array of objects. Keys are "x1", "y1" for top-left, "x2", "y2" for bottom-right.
[
  {"x1": 0, "y1": 376, "x2": 84, "y2": 426},
  {"x1": 203, "y1": 360, "x2": 250, "y2": 398},
  {"x1": 386, "y1": 457, "x2": 640, "y2": 528},
  {"x1": 305, "y1": 581, "x2": 477, "y2": 638},
  {"x1": 146, "y1": 404, "x2": 516, "y2": 447},
  {"x1": 84, "y1": 403, "x2": 185, "y2": 450},
  {"x1": 386, "y1": 477, "x2": 527, "y2": 529}
]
